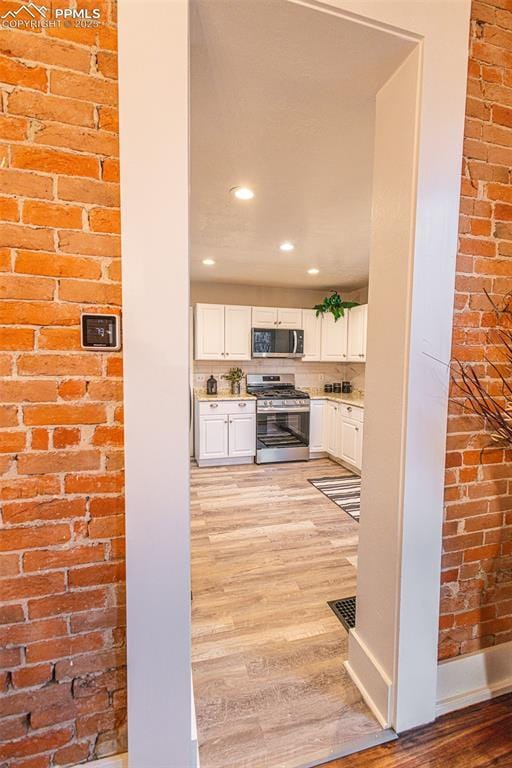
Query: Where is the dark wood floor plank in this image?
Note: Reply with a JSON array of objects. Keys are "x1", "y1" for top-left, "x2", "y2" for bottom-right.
[{"x1": 324, "y1": 694, "x2": 512, "y2": 768}]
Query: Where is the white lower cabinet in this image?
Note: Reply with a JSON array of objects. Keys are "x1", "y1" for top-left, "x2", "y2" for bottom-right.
[
  {"x1": 196, "y1": 400, "x2": 256, "y2": 466},
  {"x1": 228, "y1": 413, "x2": 255, "y2": 457},
  {"x1": 313, "y1": 398, "x2": 364, "y2": 470},
  {"x1": 199, "y1": 414, "x2": 228, "y2": 460},
  {"x1": 325, "y1": 401, "x2": 340, "y2": 457},
  {"x1": 309, "y1": 399, "x2": 326, "y2": 453},
  {"x1": 340, "y1": 418, "x2": 361, "y2": 467}
]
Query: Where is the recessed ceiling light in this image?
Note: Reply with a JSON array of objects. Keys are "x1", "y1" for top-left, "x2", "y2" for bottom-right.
[
  {"x1": 231, "y1": 186, "x2": 254, "y2": 201},
  {"x1": 202, "y1": 259, "x2": 215, "y2": 266},
  {"x1": 307, "y1": 268, "x2": 319, "y2": 275},
  {"x1": 279, "y1": 242, "x2": 295, "y2": 252}
]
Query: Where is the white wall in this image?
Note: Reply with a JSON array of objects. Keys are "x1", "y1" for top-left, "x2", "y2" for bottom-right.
[
  {"x1": 308, "y1": 0, "x2": 470, "y2": 732},
  {"x1": 349, "y1": 46, "x2": 421, "y2": 727},
  {"x1": 118, "y1": 0, "x2": 192, "y2": 765},
  {"x1": 190, "y1": 281, "x2": 368, "y2": 307}
]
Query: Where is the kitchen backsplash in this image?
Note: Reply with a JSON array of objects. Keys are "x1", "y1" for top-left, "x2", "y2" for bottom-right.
[{"x1": 193, "y1": 360, "x2": 365, "y2": 394}]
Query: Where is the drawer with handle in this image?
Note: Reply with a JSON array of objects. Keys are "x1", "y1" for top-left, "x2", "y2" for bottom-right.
[
  {"x1": 198, "y1": 399, "x2": 256, "y2": 416},
  {"x1": 339, "y1": 403, "x2": 364, "y2": 422}
]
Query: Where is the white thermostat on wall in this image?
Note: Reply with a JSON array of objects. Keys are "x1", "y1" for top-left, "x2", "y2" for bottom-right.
[{"x1": 81, "y1": 313, "x2": 121, "y2": 351}]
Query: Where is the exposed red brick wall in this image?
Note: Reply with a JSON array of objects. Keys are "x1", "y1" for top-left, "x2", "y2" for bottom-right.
[
  {"x1": 0, "y1": 2, "x2": 126, "y2": 764},
  {"x1": 440, "y1": 0, "x2": 512, "y2": 660}
]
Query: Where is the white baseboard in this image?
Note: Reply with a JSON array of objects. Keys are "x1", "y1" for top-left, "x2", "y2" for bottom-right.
[
  {"x1": 346, "y1": 629, "x2": 392, "y2": 728},
  {"x1": 191, "y1": 672, "x2": 199, "y2": 768},
  {"x1": 89, "y1": 754, "x2": 128, "y2": 768},
  {"x1": 436, "y1": 639, "x2": 512, "y2": 717}
]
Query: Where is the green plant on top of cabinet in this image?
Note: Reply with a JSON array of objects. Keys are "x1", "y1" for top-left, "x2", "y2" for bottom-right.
[
  {"x1": 195, "y1": 304, "x2": 252, "y2": 361},
  {"x1": 313, "y1": 290, "x2": 359, "y2": 321}
]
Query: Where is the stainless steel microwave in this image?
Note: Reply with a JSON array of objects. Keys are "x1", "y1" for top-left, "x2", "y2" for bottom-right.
[{"x1": 251, "y1": 328, "x2": 304, "y2": 358}]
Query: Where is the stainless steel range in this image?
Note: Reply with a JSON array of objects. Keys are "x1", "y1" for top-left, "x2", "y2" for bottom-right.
[{"x1": 246, "y1": 374, "x2": 310, "y2": 464}]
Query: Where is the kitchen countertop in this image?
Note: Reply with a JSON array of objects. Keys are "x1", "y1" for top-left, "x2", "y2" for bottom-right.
[
  {"x1": 195, "y1": 389, "x2": 364, "y2": 407},
  {"x1": 195, "y1": 390, "x2": 256, "y2": 402},
  {"x1": 305, "y1": 389, "x2": 365, "y2": 408}
]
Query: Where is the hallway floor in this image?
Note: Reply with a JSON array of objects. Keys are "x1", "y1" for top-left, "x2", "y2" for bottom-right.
[{"x1": 191, "y1": 458, "x2": 384, "y2": 768}]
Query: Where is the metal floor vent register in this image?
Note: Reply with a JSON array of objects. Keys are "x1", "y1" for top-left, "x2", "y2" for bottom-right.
[{"x1": 328, "y1": 596, "x2": 356, "y2": 631}]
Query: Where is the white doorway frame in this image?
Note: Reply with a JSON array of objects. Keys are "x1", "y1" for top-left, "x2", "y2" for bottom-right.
[{"x1": 118, "y1": 0, "x2": 471, "y2": 764}]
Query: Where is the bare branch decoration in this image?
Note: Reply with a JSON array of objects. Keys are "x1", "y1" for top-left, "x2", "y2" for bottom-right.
[{"x1": 451, "y1": 289, "x2": 512, "y2": 447}]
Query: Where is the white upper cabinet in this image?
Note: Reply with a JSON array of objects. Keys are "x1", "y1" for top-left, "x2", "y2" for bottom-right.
[
  {"x1": 277, "y1": 308, "x2": 303, "y2": 328},
  {"x1": 224, "y1": 305, "x2": 252, "y2": 361},
  {"x1": 251, "y1": 307, "x2": 302, "y2": 329},
  {"x1": 252, "y1": 306, "x2": 278, "y2": 328},
  {"x1": 195, "y1": 304, "x2": 225, "y2": 360},
  {"x1": 320, "y1": 313, "x2": 348, "y2": 362},
  {"x1": 195, "y1": 304, "x2": 251, "y2": 361},
  {"x1": 347, "y1": 304, "x2": 368, "y2": 362},
  {"x1": 302, "y1": 309, "x2": 322, "y2": 361}
]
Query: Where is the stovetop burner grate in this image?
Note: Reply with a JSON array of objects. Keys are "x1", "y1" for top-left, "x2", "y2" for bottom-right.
[{"x1": 250, "y1": 388, "x2": 310, "y2": 400}]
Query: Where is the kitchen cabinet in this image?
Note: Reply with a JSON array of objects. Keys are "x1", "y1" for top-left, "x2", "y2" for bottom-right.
[
  {"x1": 325, "y1": 401, "x2": 341, "y2": 456},
  {"x1": 347, "y1": 304, "x2": 368, "y2": 362},
  {"x1": 195, "y1": 304, "x2": 251, "y2": 361},
  {"x1": 302, "y1": 309, "x2": 322, "y2": 361},
  {"x1": 198, "y1": 413, "x2": 228, "y2": 460},
  {"x1": 228, "y1": 412, "x2": 256, "y2": 457},
  {"x1": 278, "y1": 308, "x2": 303, "y2": 328},
  {"x1": 309, "y1": 399, "x2": 326, "y2": 453},
  {"x1": 320, "y1": 313, "x2": 348, "y2": 362},
  {"x1": 225, "y1": 305, "x2": 252, "y2": 360},
  {"x1": 252, "y1": 306, "x2": 278, "y2": 328},
  {"x1": 251, "y1": 307, "x2": 302, "y2": 329},
  {"x1": 195, "y1": 303, "x2": 225, "y2": 360},
  {"x1": 319, "y1": 399, "x2": 364, "y2": 470},
  {"x1": 340, "y1": 418, "x2": 362, "y2": 467},
  {"x1": 195, "y1": 400, "x2": 256, "y2": 466}
]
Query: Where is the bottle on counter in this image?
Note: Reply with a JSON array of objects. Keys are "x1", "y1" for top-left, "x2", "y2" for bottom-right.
[{"x1": 206, "y1": 375, "x2": 218, "y2": 395}]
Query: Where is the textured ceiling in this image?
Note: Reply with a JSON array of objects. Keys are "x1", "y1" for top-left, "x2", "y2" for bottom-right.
[{"x1": 190, "y1": 0, "x2": 414, "y2": 289}]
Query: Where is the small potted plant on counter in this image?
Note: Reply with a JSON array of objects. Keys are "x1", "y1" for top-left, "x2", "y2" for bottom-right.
[{"x1": 223, "y1": 367, "x2": 245, "y2": 396}]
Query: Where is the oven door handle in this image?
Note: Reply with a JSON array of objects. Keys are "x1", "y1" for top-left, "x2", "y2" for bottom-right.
[
  {"x1": 292, "y1": 330, "x2": 298, "y2": 355},
  {"x1": 258, "y1": 407, "x2": 310, "y2": 414}
]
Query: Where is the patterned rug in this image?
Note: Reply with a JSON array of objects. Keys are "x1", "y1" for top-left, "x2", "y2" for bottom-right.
[{"x1": 308, "y1": 475, "x2": 361, "y2": 522}]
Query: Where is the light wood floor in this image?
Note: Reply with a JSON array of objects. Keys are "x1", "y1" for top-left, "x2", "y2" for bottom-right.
[{"x1": 191, "y1": 458, "x2": 383, "y2": 768}]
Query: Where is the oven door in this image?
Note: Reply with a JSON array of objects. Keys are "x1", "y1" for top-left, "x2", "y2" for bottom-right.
[
  {"x1": 256, "y1": 407, "x2": 310, "y2": 463},
  {"x1": 252, "y1": 328, "x2": 304, "y2": 357}
]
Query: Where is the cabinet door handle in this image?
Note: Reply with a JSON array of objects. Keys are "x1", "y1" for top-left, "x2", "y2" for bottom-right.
[
  {"x1": 355, "y1": 427, "x2": 359, "y2": 431},
  {"x1": 347, "y1": 406, "x2": 352, "y2": 412},
  {"x1": 226, "y1": 353, "x2": 230, "y2": 356},
  {"x1": 342, "y1": 354, "x2": 346, "y2": 358},
  {"x1": 238, "y1": 402, "x2": 247, "y2": 407},
  {"x1": 210, "y1": 403, "x2": 219, "y2": 408}
]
